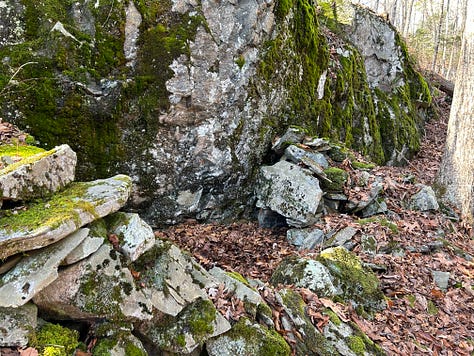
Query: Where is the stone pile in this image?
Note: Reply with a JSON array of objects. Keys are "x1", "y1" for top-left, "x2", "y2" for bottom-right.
[
  {"x1": 256, "y1": 127, "x2": 440, "y2": 252},
  {"x1": 0, "y1": 142, "x2": 389, "y2": 355}
]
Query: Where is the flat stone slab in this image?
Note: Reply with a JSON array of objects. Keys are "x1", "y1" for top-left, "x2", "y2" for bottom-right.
[
  {"x1": 62, "y1": 221, "x2": 106, "y2": 265},
  {"x1": 0, "y1": 174, "x2": 132, "y2": 259},
  {"x1": 0, "y1": 144, "x2": 76, "y2": 201},
  {"x1": 0, "y1": 229, "x2": 88, "y2": 307}
]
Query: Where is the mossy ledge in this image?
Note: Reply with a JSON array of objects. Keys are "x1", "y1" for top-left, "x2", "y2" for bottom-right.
[{"x1": 0, "y1": 174, "x2": 132, "y2": 260}]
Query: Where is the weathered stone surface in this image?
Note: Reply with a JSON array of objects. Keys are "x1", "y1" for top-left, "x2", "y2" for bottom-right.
[
  {"x1": 432, "y1": 270, "x2": 450, "y2": 291},
  {"x1": 0, "y1": 229, "x2": 88, "y2": 307},
  {"x1": 347, "y1": 5, "x2": 431, "y2": 165},
  {"x1": 286, "y1": 228, "x2": 325, "y2": 250},
  {"x1": 360, "y1": 199, "x2": 388, "y2": 217},
  {"x1": 0, "y1": 303, "x2": 37, "y2": 347},
  {"x1": 134, "y1": 241, "x2": 216, "y2": 317},
  {"x1": 256, "y1": 161, "x2": 323, "y2": 227},
  {"x1": 271, "y1": 247, "x2": 386, "y2": 314},
  {"x1": 0, "y1": 174, "x2": 132, "y2": 259},
  {"x1": 257, "y1": 208, "x2": 288, "y2": 228},
  {"x1": 206, "y1": 317, "x2": 291, "y2": 356},
  {"x1": 209, "y1": 267, "x2": 263, "y2": 316},
  {"x1": 33, "y1": 243, "x2": 153, "y2": 322},
  {"x1": 106, "y1": 212, "x2": 155, "y2": 262},
  {"x1": 345, "y1": 178, "x2": 384, "y2": 212},
  {"x1": 283, "y1": 145, "x2": 329, "y2": 169},
  {"x1": 325, "y1": 226, "x2": 358, "y2": 248},
  {"x1": 410, "y1": 184, "x2": 439, "y2": 211},
  {"x1": 137, "y1": 298, "x2": 231, "y2": 354},
  {"x1": 318, "y1": 247, "x2": 387, "y2": 313},
  {"x1": 0, "y1": 144, "x2": 76, "y2": 201},
  {"x1": 62, "y1": 221, "x2": 105, "y2": 265},
  {"x1": 274, "y1": 288, "x2": 384, "y2": 356},
  {"x1": 272, "y1": 128, "x2": 306, "y2": 155},
  {"x1": 92, "y1": 327, "x2": 147, "y2": 356},
  {"x1": 1, "y1": 0, "x2": 430, "y2": 225},
  {"x1": 271, "y1": 256, "x2": 340, "y2": 297}
]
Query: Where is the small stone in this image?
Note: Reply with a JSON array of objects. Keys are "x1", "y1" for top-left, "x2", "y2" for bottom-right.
[
  {"x1": 432, "y1": 270, "x2": 450, "y2": 291},
  {"x1": 410, "y1": 185, "x2": 439, "y2": 211},
  {"x1": 272, "y1": 128, "x2": 306, "y2": 155},
  {"x1": 286, "y1": 228, "x2": 325, "y2": 250},
  {"x1": 325, "y1": 227, "x2": 357, "y2": 248}
]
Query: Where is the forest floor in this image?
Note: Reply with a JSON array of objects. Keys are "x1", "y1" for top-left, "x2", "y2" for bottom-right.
[{"x1": 158, "y1": 93, "x2": 474, "y2": 355}]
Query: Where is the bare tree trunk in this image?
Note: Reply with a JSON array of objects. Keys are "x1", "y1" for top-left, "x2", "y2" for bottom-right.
[
  {"x1": 431, "y1": 0, "x2": 445, "y2": 73},
  {"x1": 437, "y1": 0, "x2": 474, "y2": 223},
  {"x1": 440, "y1": 0, "x2": 450, "y2": 76}
]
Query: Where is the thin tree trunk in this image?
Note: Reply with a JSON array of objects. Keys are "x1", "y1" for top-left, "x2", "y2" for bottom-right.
[
  {"x1": 431, "y1": 0, "x2": 445, "y2": 73},
  {"x1": 437, "y1": 0, "x2": 474, "y2": 223}
]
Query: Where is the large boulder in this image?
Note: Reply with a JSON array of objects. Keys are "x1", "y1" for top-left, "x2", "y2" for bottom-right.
[{"x1": 0, "y1": 0, "x2": 431, "y2": 224}]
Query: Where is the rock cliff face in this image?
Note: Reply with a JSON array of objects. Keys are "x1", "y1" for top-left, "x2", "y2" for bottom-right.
[{"x1": 0, "y1": 0, "x2": 431, "y2": 224}]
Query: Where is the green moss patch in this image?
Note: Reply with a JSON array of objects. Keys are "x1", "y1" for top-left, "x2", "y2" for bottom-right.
[
  {"x1": 322, "y1": 167, "x2": 349, "y2": 192},
  {"x1": 31, "y1": 322, "x2": 79, "y2": 356},
  {"x1": 0, "y1": 181, "x2": 94, "y2": 233}
]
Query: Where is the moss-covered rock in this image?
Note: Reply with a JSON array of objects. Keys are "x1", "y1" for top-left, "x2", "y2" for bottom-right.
[
  {"x1": 137, "y1": 298, "x2": 230, "y2": 354},
  {"x1": 206, "y1": 317, "x2": 291, "y2": 356},
  {"x1": 318, "y1": 247, "x2": 387, "y2": 314},
  {"x1": 322, "y1": 167, "x2": 349, "y2": 192}
]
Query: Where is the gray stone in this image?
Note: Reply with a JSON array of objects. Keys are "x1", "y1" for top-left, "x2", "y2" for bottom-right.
[
  {"x1": 410, "y1": 184, "x2": 439, "y2": 211},
  {"x1": 271, "y1": 247, "x2": 386, "y2": 314},
  {"x1": 272, "y1": 127, "x2": 306, "y2": 155},
  {"x1": 136, "y1": 241, "x2": 217, "y2": 317},
  {"x1": 0, "y1": 0, "x2": 25, "y2": 47},
  {"x1": 209, "y1": 267, "x2": 263, "y2": 315},
  {"x1": 283, "y1": 145, "x2": 329, "y2": 168},
  {"x1": 361, "y1": 235, "x2": 378, "y2": 255},
  {"x1": 0, "y1": 303, "x2": 37, "y2": 347},
  {"x1": 0, "y1": 174, "x2": 132, "y2": 260},
  {"x1": 107, "y1": 212, "x2": 155, "y2": 262},
  {"x1": 345, "y1": 178, "x2": 384, "y2": 213},
  {"x1": 432, "y1": 270, "x2": 450, "y2": 291},
  {"x1": 286, "y1": 228, "x2": 325, "y2": 250},
  {"x1": 360, "y1": 199, "x2": 388, "y2": 217},
  {"x1": 257, "y1": 208, "x2": 288, "y2": 228},
  {"x1": 206, "y1": 317, "x2": 291, "y2": 356},
  {"x1": 303, "y1": 137, "x2": 331, "y2": 151},
  {"x1": 256, "y1": 161, "x2": 323, "y2": 227},
  {"x1": 0, "y1": 229, "x2": 88, "y2": 307},
  {"x1": 325, "y1": 226, "x2": 358, "y2": 248},
  {"x1": 137, "y1": 298, "x2": 230, "y2": 354},
  {"x1": 0, "y1": 144, "x2": 76, "y2": 201},
  {"x1": 93, "y1": 328, "x2": 147, "y2": 356},
  {"x1": 33, "y1": 244, "x2": 153, "y2": 321},
  {"x1": 62, "y1": 222, "x2": 105, "y2": 265},
  {"x1": 124, "y1": 1, "x2": 142, "y2": 67},
  {"x1": 270, "y1": 257, "x2": 340, "y2": 297}
]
